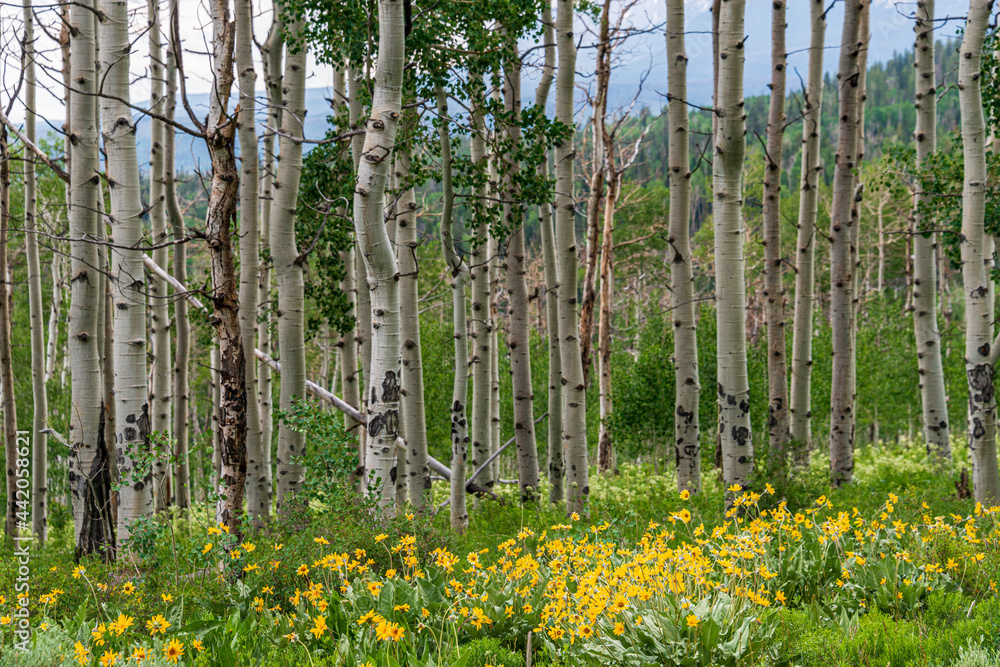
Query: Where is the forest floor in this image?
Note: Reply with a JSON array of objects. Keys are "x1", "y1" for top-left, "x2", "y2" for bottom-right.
[{"x1": 1, "y1": 441, "x2": 999, "y2": 667}]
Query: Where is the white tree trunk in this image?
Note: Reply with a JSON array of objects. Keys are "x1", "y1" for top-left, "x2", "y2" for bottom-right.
[
  {"x1": 912, "y1": 0, "x2": 951, "y2": 459},
  {"x1": 148, "y1": 0, "x2": 172, "y2": 512},
  {"x1": 272, "y1": 21, "x2": 308, "y2": 515},
  {"x1": 714, "y1": 0, "x2": 752, "y2": 493},
  {"x1": 829, "y1": 0, "x2": 864, "y2": 487},
  {"x1": 355, "y1": 0, "x2": 405, "y2": 512},
  {"x1": 101, "y1": 0, "x2": 153, "y2": 541},
  {"x1": 763, "y1": 0, "x2": 789, "y2": 458},
  {"x1": 23, "y1": 0, "x2": 48, "y2": 542},
  {"x1": 350, "y1": 68, "x2": 372, "y2": 486},
  {"x1": 959, "y1": 0, "x2": 1000, "y2": 506},
  {"x1": 165, "y1": 0, "x2": 190, "y2": 509},
  {"x1": 556, "y1": 0, "x2": 589, "y2": 515},
  {"x1": 666, "y1": 0, "x2": 700, "y2": 493},
  {"x1": 789, "y1": 0, "x2": 826, "y2": 454},
  {"x1": 236, "y1": 0, "x2": 267, "y2": 519}
]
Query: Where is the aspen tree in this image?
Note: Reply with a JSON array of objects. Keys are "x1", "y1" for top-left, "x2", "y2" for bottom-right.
[
  {"x1": 666, "y1": 0, "x2": 700, "y2": 493},
  {"x1": 959, "y1": 0, "x2": 1000, "y2": 505},
  {"x1": 912, "y1": 0, "x2": 951, "y2": 459},
  {"x1": 789, "y1": 0, "x2": 826, "y2": 452}
]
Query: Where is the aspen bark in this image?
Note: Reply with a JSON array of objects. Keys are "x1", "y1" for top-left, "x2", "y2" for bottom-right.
[
  {"x1": 437, "y1": 88, "x2": 471, "y2": 529},
  {"x1": 912, "y1": 0, "x2": 951, "y2": 459},
  {"x1": 45, "y1": 253, "x2": 62, "y2": 383},
  {"x1": 829, "y1": 0, "x2": 864, "y2": 487},
  {"x1": 959, "y1": 0, "x2": 1000, "y2": 506},
  {"x1": 350, "y1": 68, "x2": 372, "y2": 485},
  {"x1": 534, "y1": 3, "x2": 562, "y2": 503},
  {"x1": 100, "y1": 0, "x2": 153, "y2": 541},
  {"x1": 789, "y1": 0, "x2": 826, "y2": 452},
  {"x1": 714, "y1": 0, "x2": 752, "y2": 492},
  {"x1": 1, "y1": 128, "x2": 18, "y2": 543},
  {"x1": 597, "y1": 159, "x2": 616, "y2": 473},
  {"x1": 503, "y1": 43, "x2": 541, "y2": 504},
  {"x1": 355, "y1": 0, "x2": 405, "y2": 512},
  {"x1": 23, "y1": 0, "x2": 48, "y2": 541},
  {"x1": 579, "y1": 0, "x2": 610, "y2": 385},
  {"x1": 469, "y1": 92, "x2": 493, "y2": 496},
  {"x1": 556, "y1": 0, "x2": 589, "y2": 515},
  {"x1": 666, "y1": 0, "x2": 700, "y2": 494},
  {"x1": 148, "y1": 0, "x2": 172, "y2": 512},
  {"x1": 236, "y1": 0, "x2": 266, "y2": 519},
  {"x1": 395, "y1": 143, "x2": 429, "y2": 507},
  {"x1": 165, "y1": 0, "x2": 190, "y2": 508},
  {"x1": 272, "y1": 20, "x2": 308, "y2": 515},
  {"x1": 763, "y1": 0, "x2": 789, "y2": 458},
  {"x1": 258, "y1": 7, "x2": 284, "y2": 493}
]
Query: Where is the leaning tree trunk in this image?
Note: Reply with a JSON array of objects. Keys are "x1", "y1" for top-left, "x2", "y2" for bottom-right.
[
  {"x1": 829, "y1": 0, "x2": 864, "y2": 487},
  {"x1": 556, "y1": 0, "x2": 589, "y2": 515},
  {"x1": 236, "y1": 0, "x2": 267, "y2": 520},
  {"x1": 715, "y1": 0, "x2": 752, "y2": 493},
  {"x1": 272, "y1": 20, "x2": 308, "y2": 516},
  {"x1": 959, "y1": 0, "x2": 1000, "y2": 506},
  {"x1": 148, "y1": 0, "x2": 172, "y2": 512},
  {"x1": 258, "y1": 6, "x2": 284, "y2": 494},
  {"x1": 395, "y1": 141, "x2": 429, "y2": 508},
  {"x1": 100, "y1": 0, "x2": 153, "y2": 542},
  {"x1": 354, "y1": 0, "x2": 405, "y2": 512},
  {"x1": 1, "y1": 129, "x2": 18, "y2": 543},
  {"x1": 165, "y1": 0, "x2": 190, "y2": 509},
  {"x1": 912, "y1": 0, "x2": 951, "y2": 459},
  {"x1": 204, "y1": 0, "x2": 247, "y2": 534},
  {"x1": 763, "y1": 0, "x2": 789, "y2": 459},
  {"x1": 503, "y1": 41, "x2": 542, "y2": 504},
  {"x1": 469, "y1": 91, "x2": 494, "y2": 497},
  {"x1": 789, "y1": 0, "x2": 826, "y2": 454},
  {"x1": 666, "y1": 0, "x2": 700, "y2": 494},
  {"x1": 23, "y1": 0, "x2": 48, "y2": 542},
  {"x1": 533, "y1": 4, "x2": 562, "y2": 502},
  {"x1": 438, "y1": 88, "x2": 471, "y2": 530}
]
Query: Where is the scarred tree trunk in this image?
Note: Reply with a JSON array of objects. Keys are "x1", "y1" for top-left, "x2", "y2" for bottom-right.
[
  {"x1": 912, "y1": 0, "x2": 951, "y2": 459},
  {"x1": 959, "y1": 0, "x2": 1000, "y2": 506},
  {"x1": 789, "y1": 0, "x2": 826, "y2": 454},
  {"x1": 272, "y1": 19, "x2": 309, "y2": 515},
  {"x1": 204, "y1": 0, "x2": 247, "y2": 533},
  {"x1": 556, "y1": 0, "x2": 589, "y2": 515},
  {"x1": 355, "y1": 0, "x2": 405, "y2": 512},
  {"x1": 829, "y1": 0, "x2": 864, "y2": 487},
  {"x1": 715, "y1": 0, "x2": 752, "y2": 493},
  {"x1": 597, "y1": 159, "x2": 617, "y2": 473},
  {"x1": 533, "y1": 4, "x2": 562, "y2": 503},
  {"x1": 166, "y1": 0, "x2": 190, "y2": 509},
  {"x1": 100, "y1": 0, "x2": 153, "y2": 541},
  {"x1": 502, "y1": 42, "x2": 541, "y2": 504},
  {"x1": 438, "y1": 88, "x2": 471, "y2": 529},
  {"x1": 236, "y1": 0, "x2": 266, "y2": 520},
  {"x1": 666, "y1": 0, "x2": 700, "y2": 494},
  {"x1": 23, "y1": 0, "x2": 48, "y2": 542},
  {"x1": 148, "y1": 0, "x2": 172, "y2": 512},
  {"x1": 763, "y1": 0, "x2": 789, "y2": 459}
]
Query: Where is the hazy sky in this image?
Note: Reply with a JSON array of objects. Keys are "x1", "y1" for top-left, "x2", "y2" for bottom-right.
[{"x1": 0, "y1": 0, "x2": 976, "y2": 131}]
